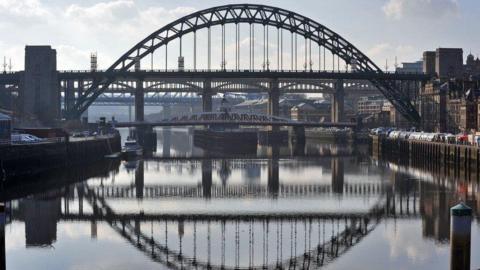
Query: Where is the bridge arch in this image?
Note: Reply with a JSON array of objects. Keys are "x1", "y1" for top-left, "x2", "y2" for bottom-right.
[{"x1": 72, "y1": 4, "x2": 419, "y2": 122}]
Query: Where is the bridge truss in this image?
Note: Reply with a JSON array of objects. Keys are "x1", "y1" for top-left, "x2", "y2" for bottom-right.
[{"x1": 65, "y1": 4, "x2": 427, "y2": 122}]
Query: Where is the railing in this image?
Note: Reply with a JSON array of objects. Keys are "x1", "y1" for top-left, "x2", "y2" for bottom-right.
[
  {"x1": 57, "y1": 69, "x2": 428, "y2": 75},
  {"x1": 10, "y1": 137, "x2": 66, "y2": 145}
]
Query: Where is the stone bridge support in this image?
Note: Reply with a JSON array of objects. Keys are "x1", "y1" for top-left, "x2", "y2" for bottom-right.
[
  {"x1": 77, "y1": 80, "x2": 88, "y2": 122},
  {"x1": 135, "y1": 79, "x2": 144, "y2": 122},
  {"x1": 268, "y1": 79, "x2": 280, "y2": 117},
  {"x1": 65, "y1": 80, "x2": 75, "y2": 115},
  {"x1": 268, "y1": 79, "x2": 280, "y2": 132},
  {"x1": 331, "y1": 79, "x2": 345, "y2": 123},
  {"x1": 202, "y1": 78, "x2": 213, "y2": 112}
]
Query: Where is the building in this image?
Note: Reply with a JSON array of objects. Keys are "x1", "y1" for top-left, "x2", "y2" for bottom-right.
[
  {"x1": 356, "y1": 96, "x2": 392, "y2": 127},
  {"x1": 0, "y1": 112, "x2": 11, "y2": 144},
  {"x1": 389, "y1": 105, "x2": 410, "y2": 129},
  {"x1": 436, "y1": 48, "x2": 464, "y2": 79},
  {"x1": 420, "y1": 79, "x2": 480, "y2": 133},
  {"x1": 423, "y1": 51, "x2": 436, "y2": 75},
  {"x1": 418, "y1": 81, "x2": 447, "y2": 132},
  {"x1": 21, "y1": 45, "x2": 60, "y2": 125},
  {"x1": 396, "y1": 60, "x2": 423, "y2": 73},
  {"x1": 465, "y1": 53, "x2": 480, "y2": 77},
  {"x1": 446, "y1": 80, "x2": 480, "y2": 133},
  {"x1": 357, "y1": 96, "x2": 389, "y2": 115},
  {"x1": 418, "y1": 48, "x2": 480, "y2": 132},
  {"x1": 233, "y1": 95, "x2": 309, "y2": 119},
  {"x1": 422, "y1": 48, "x2": 464, "y2": 80},
  {"x1": 291, "y1": 102, "x2": 326, "y2": 122}
]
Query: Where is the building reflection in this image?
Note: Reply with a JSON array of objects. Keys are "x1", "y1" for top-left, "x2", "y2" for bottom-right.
[
  {"x1": 389, "y1": 169, "x2": 479, "y2": 243},
  {"x1": 22, "y1": 196, "x2": 61, "y2": 247}
]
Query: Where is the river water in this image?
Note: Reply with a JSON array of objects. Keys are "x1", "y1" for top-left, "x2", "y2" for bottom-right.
[{"x1": 2, "y1": 128, "x2": 479, "y2": 270}]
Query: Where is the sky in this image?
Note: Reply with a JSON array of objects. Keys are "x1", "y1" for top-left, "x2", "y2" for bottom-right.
[{"x1": 0, "y1": 0, "x2": 479, "y2": 71}]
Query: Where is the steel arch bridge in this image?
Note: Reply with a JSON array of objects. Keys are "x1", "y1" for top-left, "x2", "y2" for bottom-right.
[
  {"x1": 77, "y1": 184, "x2": 387, "y2": 270},
  {"x1": 69, "y1": 4, "x2": 422, "y2": 122}
]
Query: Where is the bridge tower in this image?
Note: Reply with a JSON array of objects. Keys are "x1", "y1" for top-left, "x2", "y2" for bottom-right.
[
  {"x1": 21, "y1": 46, "x2": 60, "y2": 125},
  {"x1": 331, "y1": 79, "x2": 345, "y2": 123}
]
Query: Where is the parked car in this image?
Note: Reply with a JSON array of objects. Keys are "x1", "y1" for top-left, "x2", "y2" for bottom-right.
[{"x1": 11, "y1": 133, "x2": 44, "y2": 143}]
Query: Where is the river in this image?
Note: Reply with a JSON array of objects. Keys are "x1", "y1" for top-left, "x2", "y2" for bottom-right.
[{"x1": 1, "y1": 128, "x2": 479, "y2": 270}]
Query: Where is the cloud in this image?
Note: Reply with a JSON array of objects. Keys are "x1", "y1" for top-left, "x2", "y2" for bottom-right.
[
  {"x1": 383, "y1": 222, "x2": 448, "y2": 263},
  {"x1": 0, "y1": 0, "x2": 50, "y2": 27},
  {"x1": 367, "y1": 43, "x2": 419, "y2": 70},
  {"x1": 382, "y1": 0, "x2": 459, "y2": 20},
  {"x1": 65, "y1": 0, "x2": 138, "y2": 29},
  {"x1": 55, "y1": 45, "x2": 92, "y2": 70},
  {"x1": 367, "y1": 43, "x2": 391, "y2": 58},
  {"x1": 0, "y1": 0, "x2": 197, "y2": 70}
]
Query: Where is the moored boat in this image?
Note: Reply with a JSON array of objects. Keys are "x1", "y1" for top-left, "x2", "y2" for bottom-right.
[{"x1": 122, "y1": 139, "x2": 143, "y2": 158}]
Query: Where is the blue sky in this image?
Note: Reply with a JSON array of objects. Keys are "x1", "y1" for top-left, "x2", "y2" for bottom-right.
[{"x1": 0, "y1": 0, "x2": 478, "y2": 70}]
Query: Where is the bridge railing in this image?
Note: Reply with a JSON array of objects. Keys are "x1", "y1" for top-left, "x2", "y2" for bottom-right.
[
  {"x1": 56, "y1": 69, "x2": 428, "y2": 76},
  {"x1": 163, "y1": 111, "x2": 294, "y2": 123}
]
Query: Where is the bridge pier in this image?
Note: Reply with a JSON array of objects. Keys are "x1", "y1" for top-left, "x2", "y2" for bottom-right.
[
  {"x1": 331, "y1": 79, "x2": 345, "y2": 123},
  {"x1": 202, "y1": 79, "x2": 213, "y2": 112},
  {"x1": 133, "y1": 79, "x2": 157, "y2": 149},
  {"x1": 77, "y1": 80, "x2": 88, "y2": 122},
  {"x1": 268, "y1": 79, "x2": 280, "y2": 133},
  {"x1": 135, "y1": 79, "x2": 144, "y2": 122},
  {"x1": 65, "y1": 80, "x2": 75, "y2": 116},
  {"x1": 268, "y1": 79, "x2": 280, "y2": 117}
]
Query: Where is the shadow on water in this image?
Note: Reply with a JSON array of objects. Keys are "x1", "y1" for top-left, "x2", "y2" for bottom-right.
[{"x1": 0, "y1": 159, "x2": 121, "y2": 202}]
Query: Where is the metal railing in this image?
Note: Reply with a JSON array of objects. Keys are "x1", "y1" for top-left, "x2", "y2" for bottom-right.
[
  {"x1": 10, "y1": 137, "x2": 66, "y2": 145},
  {"x1": 57, "y1": 68, "x2": 427, "y2": 75}
]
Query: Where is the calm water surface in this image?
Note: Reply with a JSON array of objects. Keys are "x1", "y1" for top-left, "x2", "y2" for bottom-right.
[{"x1": 2, "y1": 128, "x2": 479, "y2": 270}]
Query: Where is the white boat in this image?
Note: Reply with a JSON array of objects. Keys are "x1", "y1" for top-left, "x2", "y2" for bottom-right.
[{"x1": 122, "y1": 139, "x2": 143, "y2": 158}]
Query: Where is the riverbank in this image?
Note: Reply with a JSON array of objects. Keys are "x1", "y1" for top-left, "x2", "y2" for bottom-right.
[
  {"x1": 372, "y1": 135, "x2": 480, "y2": 178},
  {"x1": 0, "y1": 134, "x2": 121, "y2": 178}
]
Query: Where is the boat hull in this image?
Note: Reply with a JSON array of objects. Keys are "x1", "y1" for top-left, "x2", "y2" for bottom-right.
[{"x1": 121, "y1": 149, "x2": 143, "y2": 159}]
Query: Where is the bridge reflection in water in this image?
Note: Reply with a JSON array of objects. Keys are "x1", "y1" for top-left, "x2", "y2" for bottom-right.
[{"x1": 1, "y1": 140, "x2": 480, "y2": 269}]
